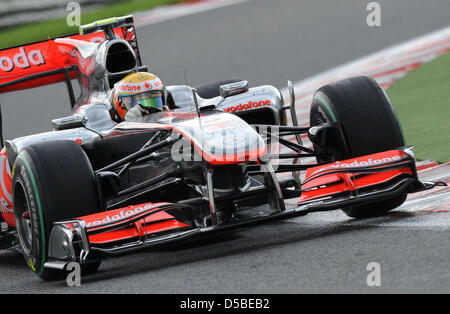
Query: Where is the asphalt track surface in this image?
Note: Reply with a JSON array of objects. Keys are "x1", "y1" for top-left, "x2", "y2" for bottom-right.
[{"x1": 1, "y1": 0, "x2": 449, "y2": 293}]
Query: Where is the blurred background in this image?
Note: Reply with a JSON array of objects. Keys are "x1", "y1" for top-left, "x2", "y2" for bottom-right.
[
  {"x1": 0, "y1": 0, "x2": 120, "y2": 29},
  {"x1": 0, "y1": 0, "x2": 183, "y2": 48}
]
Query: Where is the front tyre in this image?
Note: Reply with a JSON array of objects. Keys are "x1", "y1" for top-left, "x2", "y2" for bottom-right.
[
  {"x1": 310, "y1": 76, "x2": 407, "y2": 218},
  {"x1": 12, "y1": 140, "x2": 100, "y2": 279}
]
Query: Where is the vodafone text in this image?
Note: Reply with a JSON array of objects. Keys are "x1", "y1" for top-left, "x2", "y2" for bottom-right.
[
  {"x1": 0, "y1": 47, "x2": 45, "y2": 72},
  {"x1": 223, "y1": 100, "x2": 271, "y2": 112},
  {"x1": 84, "y1": 204, "x2": 155, "y2": 227},
  {"x1": 330, "y1": 155, "x2": 402, "y2": 168}
]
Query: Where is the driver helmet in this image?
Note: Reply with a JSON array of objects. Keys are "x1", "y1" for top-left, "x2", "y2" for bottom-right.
[{"x1": 113, "y1": 72, "x2": 165, "y2": 121}]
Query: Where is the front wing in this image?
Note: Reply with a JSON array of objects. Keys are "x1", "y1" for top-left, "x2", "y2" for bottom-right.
[{"x1": 44, "y1": 149, "x2": 441, "y2": 270}]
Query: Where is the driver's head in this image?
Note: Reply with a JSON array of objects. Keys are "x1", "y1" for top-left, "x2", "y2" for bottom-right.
[{"x1": 113, "y1": 72, "x2": 165, "y2": 121}]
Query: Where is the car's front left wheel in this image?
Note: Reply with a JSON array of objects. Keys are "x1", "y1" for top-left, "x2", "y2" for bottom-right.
[{"x1": 12, "y1": 140, "x2": 101, "y2": 280}]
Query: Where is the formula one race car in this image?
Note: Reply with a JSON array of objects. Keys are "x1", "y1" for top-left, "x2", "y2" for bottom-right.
[{"x1": 0, "y1": 16, "x2": 442, "y2": 279}]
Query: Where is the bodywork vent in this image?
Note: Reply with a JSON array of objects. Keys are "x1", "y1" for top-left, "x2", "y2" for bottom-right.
[{"x1": 105, "y1": 42, "x2": 137, "y2": 74}]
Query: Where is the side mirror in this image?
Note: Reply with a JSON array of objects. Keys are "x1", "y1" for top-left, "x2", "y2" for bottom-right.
[
  {"x1": 219, "y1": 81, "x2": 249, "y2": 98},
  {"x1": 51, "y1": 115, "x2": 86, "y2": 130}
]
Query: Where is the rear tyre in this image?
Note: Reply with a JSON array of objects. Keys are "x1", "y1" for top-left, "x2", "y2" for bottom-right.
[
  {"x1": 12, "y1": 140, "x2": 101, "y2": 280},
  {"x1": 309, "y1": 76, "x2": 407, "y2": 218}
]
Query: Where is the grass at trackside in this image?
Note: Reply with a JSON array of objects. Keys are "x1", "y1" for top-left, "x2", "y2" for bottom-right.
[
  {"x1": 0, "y1": 0, "x2": 184, "y2": 49},
  {"x1": 387, "y1": 52, "x2": 450, "y2": 163}
]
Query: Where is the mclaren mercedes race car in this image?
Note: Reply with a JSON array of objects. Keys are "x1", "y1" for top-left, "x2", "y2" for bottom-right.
[{"x1": 0, "y1": 16, "x2": 442, "y2": 280}]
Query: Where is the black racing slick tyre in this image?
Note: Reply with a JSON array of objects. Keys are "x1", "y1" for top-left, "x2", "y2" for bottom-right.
[
  {"x1": 196, "y1": 80, "x2": 242, "y2": 99},
  {"x1": 309, "y1": 76, "x2": 407, "y2": 218},
  {"x1": 12, "y1": 140, "x2": 101, "y2": 280}
]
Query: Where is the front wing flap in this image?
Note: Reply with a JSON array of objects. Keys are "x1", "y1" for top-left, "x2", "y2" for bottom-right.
[{"x1": 299, "y1": 150, "x2": 418, "y2": 203}]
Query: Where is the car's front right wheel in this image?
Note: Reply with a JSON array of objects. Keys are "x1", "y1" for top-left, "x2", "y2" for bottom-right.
[{"x1": 309, "y1": 76, "x2": 407, "y2": 218}]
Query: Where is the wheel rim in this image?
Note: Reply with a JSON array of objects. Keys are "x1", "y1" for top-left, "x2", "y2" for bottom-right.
[
  {"x1": 14, "y1": 181, "x2": 33, "y2": 255},
  {"x1": 310, "y1": 105, "x2": 335, "y2": 164}
]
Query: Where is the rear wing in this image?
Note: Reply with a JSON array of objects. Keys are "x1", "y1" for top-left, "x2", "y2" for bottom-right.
[{"x1": 0, "y1": 16, "x2": 141, "y2": 96}]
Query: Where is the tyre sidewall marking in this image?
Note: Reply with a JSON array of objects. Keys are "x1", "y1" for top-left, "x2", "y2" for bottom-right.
[
  {"x1": 313, "y1": 91, "x2": 337, "y2": 123},
  {"x1": 14, "y1": 154, "x2": 46, "y2": 276},
  {"x1": 311, "y1": 91, "x2": 351, "y2": 162}
]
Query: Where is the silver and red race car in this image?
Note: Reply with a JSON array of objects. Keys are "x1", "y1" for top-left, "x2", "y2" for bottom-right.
[{"x1": 0, "y1": 16, "x2": 443, "y2": 280}]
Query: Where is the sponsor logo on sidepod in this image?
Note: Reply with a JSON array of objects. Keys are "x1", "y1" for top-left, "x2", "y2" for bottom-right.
[{"x1": 223, "y1": 100, "x2": 271, "y2": 112}]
